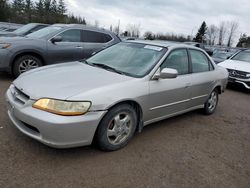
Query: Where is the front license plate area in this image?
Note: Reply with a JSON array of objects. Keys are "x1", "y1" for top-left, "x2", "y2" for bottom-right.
[{"x1": 228, "y1": 77, "x2": 236, "y2": 82}]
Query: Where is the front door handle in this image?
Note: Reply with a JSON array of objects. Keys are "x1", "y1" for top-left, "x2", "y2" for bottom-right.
[{"x1": 76, "y1": 46, "x2": 83, "y2": 49}]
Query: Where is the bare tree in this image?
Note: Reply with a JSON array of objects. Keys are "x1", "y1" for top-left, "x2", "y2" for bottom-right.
[
  {"x1": 226, "y1": 21, "x2": 239, "y2": 47},
  {"x1": 218, "y1": 21, "x2": 227, "y2": 45},
  {"x1": 207, "y1": 24, "x2": 218, "y2": 45},
  {"x1": 114, "y1": 20, "x2": 121, "y2": 35},
  {"x1": 94, "y1": 20, "x2": 99, "y2": 28},
  {"x1": 126, "y1": 23, "x2": 141, "y2": 38}
]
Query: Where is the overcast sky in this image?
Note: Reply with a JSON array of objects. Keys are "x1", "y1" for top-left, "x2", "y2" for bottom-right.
[{"x1": 65, "y1": 0, "x2": 249, "y2": 39}]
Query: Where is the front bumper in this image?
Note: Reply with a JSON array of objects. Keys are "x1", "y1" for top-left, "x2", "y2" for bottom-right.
[
  {"x1": 228, "y1": 76, "x2": 250, "y2": 89},
  {"x1": 0, "y1": 49, "x2": 12, "y2": 72},
  {"x1": 5, "y1": 87, "x2": 107, "y2": 148}
]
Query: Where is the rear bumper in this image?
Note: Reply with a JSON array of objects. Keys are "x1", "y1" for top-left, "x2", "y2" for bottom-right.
[
  {"x1": 228, "y1": 76, "x2": 250, "y2": 89},
  {"x1": 5, "y1": 87, "x2": 107, "y2": 148}
]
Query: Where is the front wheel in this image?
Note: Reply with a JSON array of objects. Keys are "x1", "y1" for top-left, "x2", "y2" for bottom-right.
[
  {"x1": 13, "y1": 55, "x2": 42, "y2": 78},
  {"x1": 203, "y1": 89, "x2": 219, "y2": 115},
  {"x1": 96, "y1": 104, "x2": 137, "y2": 151}
]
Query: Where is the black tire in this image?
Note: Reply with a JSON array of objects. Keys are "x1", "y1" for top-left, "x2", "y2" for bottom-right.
[
  {"x1": 203, "y1": 89, "x2": 219, "y2": 115},
  {"x1": 13, "y1": 55, "x2": 42, "y2": 78},
  {"x1": 96, "y1": 104, "x2": 137, "y2": 151}
]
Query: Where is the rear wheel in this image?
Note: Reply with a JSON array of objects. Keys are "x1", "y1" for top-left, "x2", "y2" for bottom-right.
[
  {"x1": 96, "y1": 104, "x2": 137, "y2": 151},
  {"x1": 13, "y1": 55, "x2": 42, "y2": 77},
  {"x1": 204, "y1": 89, "x2": 219, "y2": 115}
]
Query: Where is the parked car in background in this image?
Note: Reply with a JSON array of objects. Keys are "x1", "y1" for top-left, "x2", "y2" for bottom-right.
[
  {"x1": 218, "y1": 49, "x2": 250, "y2": 89},
  {"x1": 0, "y1": 23, "x2": 48, "y2": 37},
  {"x1": 212, "y1": 51, "x2": 234, "y2": 63},
  {"x1": 0, "y1": 27, "x2": 19, "y2": 32},
  {"x1": 184, "y1": 42, "x2": 213, "y2": 55},
  {"x1": 184, "y1": 42, "x2": 205, "y2": 49},
  {"x1": 0, "y1": 22, "x2": 23, "y2": 32},
  {"x1": 120, "y1": 36, "x2": 136, "y2": 41},
  {"x1": 0, "y1": 24, "x2": 121, "y2": 77},
  {"x1": 6, "y1": 41, "x2": 228, "y2": 151}
]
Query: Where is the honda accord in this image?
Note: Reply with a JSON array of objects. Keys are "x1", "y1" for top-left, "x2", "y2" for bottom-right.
[{"x1": 6, "y1": 41, "x2": 228, "y2": 151}]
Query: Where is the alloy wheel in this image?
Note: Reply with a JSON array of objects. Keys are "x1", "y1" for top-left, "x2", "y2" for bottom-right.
[
  {"x1": 207, "y1": 91, "x2": 218, "y2": 111},
  {"x1": 18, "y1": 59, "x2": 40, "y2": 73},
  {"x1": 107, "y1": 112, "x2": 133, "y2": 145}
]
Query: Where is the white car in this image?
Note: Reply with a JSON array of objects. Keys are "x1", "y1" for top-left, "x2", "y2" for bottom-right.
[{"x1": 219, "y1": 50, "x2": 250, "y2": 89}]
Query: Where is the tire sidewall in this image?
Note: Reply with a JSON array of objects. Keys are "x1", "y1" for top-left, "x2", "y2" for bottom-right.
[
  {"x1": 13, "y1": 55, "x2": 42, "y2": 78},
  {"x1": 204, "y1": 89, "x2": 219, "y2": 115},
  {"x1": 96, "y1": 104, "x2": 137, "y2": 151}
]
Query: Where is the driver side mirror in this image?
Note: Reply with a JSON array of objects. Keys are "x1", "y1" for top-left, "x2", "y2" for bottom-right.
[
  {"x1": 152, "y1": 68, "x2": 178, "y2": 80},
  {"x1": 51, "y1": 36, "x2": 62, "y2": 43}
]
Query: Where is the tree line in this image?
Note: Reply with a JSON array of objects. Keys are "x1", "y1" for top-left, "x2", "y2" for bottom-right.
[
  {"x1": 143, "y1": 20, "x2": 250, "y2": 47},
  {"x1": 0, "y1": 0, "x2": 86, "y2": 24},
  {"x1": 1, "y1": 1, "x2": 249, "y2": 47},
  {"x1": 143, "y1": 31, "x2": 191, "y2": 42},
  {"x1": 194, "y1": 21, "x2": 240, "y2": 47}
]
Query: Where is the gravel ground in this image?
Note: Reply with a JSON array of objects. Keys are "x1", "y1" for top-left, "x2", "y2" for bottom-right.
[{"x1": 0, "y1": 72, "x2": 249, "y2": 188}]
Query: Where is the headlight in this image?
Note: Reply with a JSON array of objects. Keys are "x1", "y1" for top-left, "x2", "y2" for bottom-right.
[
  {"x1": 246, "y1": 74, "x2": 250, "y2": 78},
  {"x1": 32, "y1": 98, "x2": 91, "y2": 116},
  {"x1": 0, "y1": 43, "x2": 11, "y2": 49}
]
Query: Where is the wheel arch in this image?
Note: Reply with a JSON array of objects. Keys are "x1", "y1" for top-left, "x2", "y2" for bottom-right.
[
  {"x1": 11, "y1": 51, "x2": 46, "y2": 73},
  {"x1": 93, "y1": 99, "x2": 144, "y2": 144},
  {"x1": 213, "y1": 84, "x2": 222, "y2": 94},
  {"x1": 107, "y1": 100, "x2": 144, "y2": 132}
]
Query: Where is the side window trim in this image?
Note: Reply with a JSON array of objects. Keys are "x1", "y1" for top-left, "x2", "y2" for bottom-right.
[
  {"x1": 50, "y1": 28, "x2": 114, "y2": 44},
  {"x1": 187, "y1": 48, "x2": 193, "y2": 73},
  {"x1": 160, "y1": 48, "x2": 191, "y2": 75}
]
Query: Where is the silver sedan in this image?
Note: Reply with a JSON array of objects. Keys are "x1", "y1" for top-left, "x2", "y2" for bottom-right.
[{"x1": 5, "y1": 41, "x2": 228, "y2": 151}]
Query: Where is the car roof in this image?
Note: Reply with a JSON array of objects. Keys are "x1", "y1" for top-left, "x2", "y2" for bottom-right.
[
  {"x1": 56, "y1": 24, "x2": 107, "y2": 29},
  {"x1": 51, "y1": 24, "x2": 114, "y2": 34},
  {"x1": 124, "y1": 40, "x2": 199, "y2": 49},
  {"x1": 25, "y1": 23, "x2": 49, "y2": 26},
  {"x1": 184, "y1": 41, "x2": 199, "y2": 44},
  {"x1": 242, "y1": 49, "x2": 250, "y2": 52}
]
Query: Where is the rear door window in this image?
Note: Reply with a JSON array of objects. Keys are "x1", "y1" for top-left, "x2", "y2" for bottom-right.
[
  {"x1": 83, "y1": 30, "x2": 112, "y2": 43},
  {"x1": 189, "y1": 50, "x2": 212, "y2": 73}
]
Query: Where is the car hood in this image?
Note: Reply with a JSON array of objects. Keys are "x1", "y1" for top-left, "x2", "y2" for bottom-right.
[
  {"x1": 212, "y1": 57, "x2": 224, "y2": 63},
  {"x1": 218, "y1": 59, "x2": 250, "y2": 72},
  {"x1": 13, "y1": 62, "x2": 133, "y2": 100},
  {"x1": 0, "y1": 36, "x2": 28, "y2": 42}
]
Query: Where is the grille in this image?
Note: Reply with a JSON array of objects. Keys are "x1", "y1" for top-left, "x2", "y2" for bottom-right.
[
  {"x1": 227, "y1": 69, "x2": 249, "y2": 79},
  {"x1": 10, "y1": 86, "x2": 30, "y2": 105}
]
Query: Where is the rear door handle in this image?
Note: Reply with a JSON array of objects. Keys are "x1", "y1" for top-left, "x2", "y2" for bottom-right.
[{"x1": 76, "y1": 46, "x2": 83, "y2": 49}]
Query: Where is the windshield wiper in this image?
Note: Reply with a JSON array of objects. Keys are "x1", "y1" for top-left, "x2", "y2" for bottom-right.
[
  {"x1": 81, "y1": 59, "x2": 91, "y2": 65},
  {"x1": 92, "y1": 63, "x2": 125, "y2": 75}
]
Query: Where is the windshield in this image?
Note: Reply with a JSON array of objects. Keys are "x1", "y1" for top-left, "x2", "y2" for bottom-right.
[
  {"x1": 27, "y1": 26, "x2": 62, "y2": 39},
  {"x1": 13, "y1": 23, "x2": 35, "y2": 35},
  {"x1": 212, "y1": 52, "x2": 228, "y2": 59},
  {"x1": 232, "y1": 51, "x2": 250, "y2": 62},
  {"x1": 86, "y1": 42, "x2": 167, "y2": 77}
]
